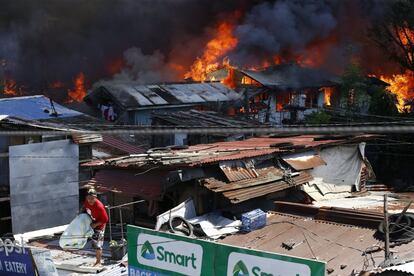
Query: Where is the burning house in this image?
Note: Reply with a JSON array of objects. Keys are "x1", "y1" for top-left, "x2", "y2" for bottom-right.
[
  {"x1": 208, "y1": 63, "x2": 341, "y2": 124},
  {"x1": 84, "y1": 81, "x2": 241, "y2": 125}
]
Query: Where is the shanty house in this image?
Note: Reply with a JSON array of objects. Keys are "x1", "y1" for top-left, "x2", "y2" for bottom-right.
[
  {"x1": 83, "y1": 135, "x2": 374, "y2": 227},
  {"x1": 208, "y1": 63, "x2": 340, "y2": 124},
  {"x1": 0, "y1": 95, "x2": 103, "y2": 236},
  {"x1": 151, "y1": 109, "x2": 260, "y2": 146},
  {"x1": 84, "y1": 81, "x2": 241, "y2": 125}
]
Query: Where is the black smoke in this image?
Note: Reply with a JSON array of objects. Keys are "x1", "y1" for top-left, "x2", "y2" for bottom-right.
[
  {"x1": 0, "y1": 0, "x2": 396, "y2": 97},
  {"x1": 230, "y1": 0, "x2": 337, "y2": 67},
  {"x1": 0, "y1": 0, "x2": 256, "y2": 91}
]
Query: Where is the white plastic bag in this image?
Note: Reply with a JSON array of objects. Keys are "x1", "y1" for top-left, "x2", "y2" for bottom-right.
[{"x1": 59, "y1": 213, "x2": 94, "y2": 250}]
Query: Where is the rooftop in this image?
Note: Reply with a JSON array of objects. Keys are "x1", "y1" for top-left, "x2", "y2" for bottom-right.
[
  {"x1": 241, "y1": 63, "x2": 340, "y2": 89},
  {"x1": 152, "y1": 109, "x2": 260, "y2": 128},
  {"x1": 0, "y1": 95, "x2": 82, "y2": 120},
  {"x1": 85, "y1": 81, "x2": 241, "y2": 110},
  {"x1": 84, "y1": 135, "x2": 373, "y2": 169},
  {"x1": 220, "y1": 211, "x2": 414, "y2": 275}
]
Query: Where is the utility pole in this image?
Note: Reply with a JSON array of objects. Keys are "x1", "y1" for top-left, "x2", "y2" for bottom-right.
[{"x1": 384, "y1": 194, "x2": 390, "y2": 261}]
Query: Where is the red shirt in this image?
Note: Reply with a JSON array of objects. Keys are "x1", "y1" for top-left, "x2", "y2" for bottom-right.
[{"x1": 84, "y1": 199, "x2": 108, "y2": 230}]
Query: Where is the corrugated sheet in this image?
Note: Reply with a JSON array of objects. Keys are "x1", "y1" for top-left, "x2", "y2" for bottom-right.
[
  {"x1": 241, "y1": 63, "x2": 339, "y2": 89},
  {"x1": 153, "y1": 109, "x2": 259, "y2": 127},
  {"x1": 221, "y1": 212, "x2": 414, "y2": 275},
  {"x1": 86, "y1": 82, "x2": 241, "y2": 110},
  {"x1": 282, "y1": 153, "x2": 326, "y2": 170},
  {"x1": 72, "y1": 133, "x2": 103, "y2": 144},
  {"x1": 97, "y1": 264, "x2": 128, "y2": 276},
  {"x1": 88, "y1": 170, "x2": 165, "y2": 200},
  {"x1": 0, "y1": 95, "x2": 81, "y2": 120},
  {"x1": 83, "y1": 135, "x2": 375, "y2": 169},
  {"x1": 203, "y1": 171, "x2": 312, "y2": 203},
  {"x1": 382, "y1": 262, "x2": 414, "y2": 274},
  {"x1": 100, "y1": 135, "x2": 145, "y2": 154},
  {"x1": 219, "y1": 160, "x2": 258, "y2": 182}
]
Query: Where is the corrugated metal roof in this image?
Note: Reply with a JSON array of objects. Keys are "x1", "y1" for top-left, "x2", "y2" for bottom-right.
[
  {"x1": 153, "y1": 109, "x2": 259, "y2": 127},
  {"x1": 86, "y1": 81, "x2": 241, "y2": 110},
  {"x1": 241, "y1": 63, "x2": 339, "y2": 89},
  {"x1": 282, "y1": 152, "x2": 326, "y2": 170},
  {"x1": 382, "y1": 262, "x2": 414, "y2": 274},
  {"x1": 83, "y1": 135, "x2": 374, "y2": 169},
  {"x1": 100, "y1": 135, "x2": 145, "y2": 154},
  {"x1": 221, "y1": 211, "x2": 414, "y2": 275},
  {"x1": 202, "y1": 169, "x2": 312, "y2": 203},
  {"x1": 88, "y1": 170, "x2": 165, "y2": 200},
  {"x1": 0, "y1": 95, "x2": 82, "y2": 120},
  {"x1": 97, "y1": 264, "x2": 128, "y2": 276}
]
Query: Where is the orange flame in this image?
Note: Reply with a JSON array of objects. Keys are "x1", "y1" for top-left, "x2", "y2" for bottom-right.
[
  {"x1": 322, "y1": 87, "x2": 334, "y2": 106},
  {"x1": 185, "y1": 22, "x2": 238, "y2": 81},
  {"x1": 3, "y1": 79, "x2": 18, "y2": 96},
  {"x1": 223, "y1": 66, "x2": 237, "y2": 89},
  {"x1": 68, "y1": 72, "x2": 87, "y2": 102},
  {"x1": 379, "y1": 70, "x2": 414, "y2": 112}
]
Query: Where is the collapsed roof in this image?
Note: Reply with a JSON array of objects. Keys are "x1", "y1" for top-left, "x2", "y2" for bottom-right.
[
  {"x1": 85, "y1": 81, "x2": 241, "y2": 111},
  {"x1": 241, "y1": 63, "x2": 340, "y2": 90}
]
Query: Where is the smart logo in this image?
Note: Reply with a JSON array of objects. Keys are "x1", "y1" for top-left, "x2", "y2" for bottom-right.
[
  {"x1": 137, "y1": 233, "x2": 203, "y2": 275},
  {"x1": 227, "y1": 252, "x2": 311, "y2": 276},
  {"x1": 233, "y1": 260, "x2": 250, "y2": 276},
  {"x1": 141, "y1": 241, "x2": 155, "y2": 260}
]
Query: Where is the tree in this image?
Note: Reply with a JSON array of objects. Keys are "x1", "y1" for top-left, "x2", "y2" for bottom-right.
[
  {"x1": 371, "y1": 0, "x2": 414, "y2": 72},
  {"x1": 368, "y1": 85, "x2": 399, "y2": 116},
  {"x1": 340, "y1": 63, "x2": 369, "y2": 112}
]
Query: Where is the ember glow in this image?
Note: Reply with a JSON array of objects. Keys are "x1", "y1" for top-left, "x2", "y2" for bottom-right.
[
  {"x1": 67, "y1": 72, "x2": 87, "y2": 102},
  {"x1": 49, "y1": 81, "x2": 65, "y2": 89},
  {"x1": 184, "y1": 21, "x2": 238, "y2": 81},
  {"x1": 379, "y1": 70, "x2": 414, "y2": 112},
  {"x1": 3, "y1": 78, "x2": 18, "y2": 96}
]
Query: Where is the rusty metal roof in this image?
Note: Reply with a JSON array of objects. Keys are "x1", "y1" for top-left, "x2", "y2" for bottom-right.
[
  {"x1": 87, "y1": 170, "x2": 165, "y2": 200},
  {"x1": 281, "y1": 153, "x2": 326, "y2": 170},
  {"x1": 220, "y1": 211, "x2": 414, "y2": 275},
  {"x1": 99, "y1": 135, "x2": 145, "y2": 154},
  {"x1": 202, "y1": 170, "x2": 312, "y2": 203},
  {"x1": 83, "y1": 135, "x2": 374, "y2": 169}
]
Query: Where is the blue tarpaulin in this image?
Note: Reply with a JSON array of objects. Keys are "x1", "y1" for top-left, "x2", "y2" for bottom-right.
[{"x1": 0, "y1": 95, "x2": 81, "y2": 120}]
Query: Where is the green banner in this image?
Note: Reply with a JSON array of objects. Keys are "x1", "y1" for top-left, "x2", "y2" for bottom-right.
[{"x1": 127, "y1": 225, "x2": 325, "y2": 276}]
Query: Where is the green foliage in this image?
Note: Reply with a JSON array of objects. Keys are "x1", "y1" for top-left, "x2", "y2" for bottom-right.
[
  {"x1": 305, "y1": 111, "x2": 331, "y2": 125},
  {"x1": 369, "y1": 86, "x2": 399, "y2": 116},
  {"x1": 339, "y1": 63, "x2": 369, "y2": 112}
]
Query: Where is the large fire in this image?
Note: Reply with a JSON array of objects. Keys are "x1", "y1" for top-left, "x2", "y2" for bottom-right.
[
  {"x1": 379, "y1": 70, "x2": 414, "y2": 112},
  {"x1": 67, "y1": 72, "x2": 87, "y2": 102},
  {"x1": 184, "y1": 22, "x2": 238, "y2": 81}
]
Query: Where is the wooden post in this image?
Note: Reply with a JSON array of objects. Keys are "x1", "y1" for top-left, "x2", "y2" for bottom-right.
[
  {"x1": 119, "y1": 208, "x2": 124, "y2": 241},
  {"x1": 107, "y1": 206, "x2": 112, "y2": 241},
  {"x1": 384, "y1": 194, "x2": 390, "y2": 261}
]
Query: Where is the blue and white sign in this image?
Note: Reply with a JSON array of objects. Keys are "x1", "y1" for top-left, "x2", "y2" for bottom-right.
[{"x1": 0, "y1": 239, "x2": 35, "y2": 275}]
